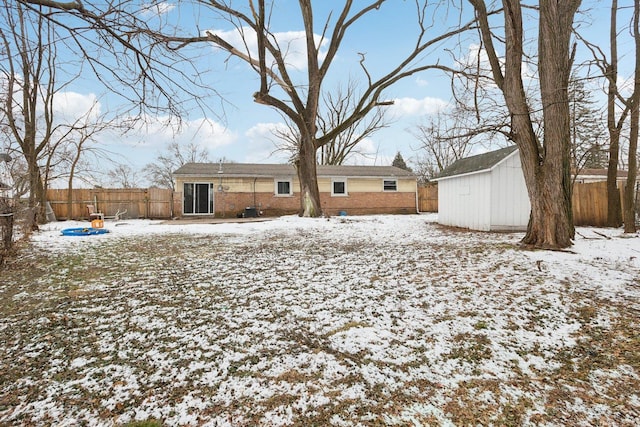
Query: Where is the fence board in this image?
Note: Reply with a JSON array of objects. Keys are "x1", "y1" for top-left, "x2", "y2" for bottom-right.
[
  {"x1": 418, "y1": 185, "x2": 438, "y2": 213},
  {"x1": 572, "y1": 181, "x2": 625, "y2": 227},
  {"x1": 47, "y1": 188, "x2": 174, "y2": 220}
]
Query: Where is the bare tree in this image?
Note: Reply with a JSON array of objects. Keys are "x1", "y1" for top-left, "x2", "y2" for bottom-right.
[
  {"x1": 577, "y1": 0, "x2": 632, "y2": 227},
  {"x1": 18, "y1": 0, "x2": 217, "y2": 119},
  {"x1": 412, "y1": 85, "x2": 511, "y2": 181},
  {"x1": 412, "y1": 113, "x2": 475, "y2": 180},
  {"x1": 19, "y1": 1, "x2": 485, "y2": 218},
  {"x1": 143, "y1": 141, "x2": 211, "y2": 191},
  {"x1": 0, "y1": 153, "x2": 14, "y2": 260},
  {"x1": 0, "y1": 2, "x2": 63, "y2": 226},
  {"x1": 316, "y1": 82, "x2": 390, "y2": 165},
  {"x1": 623, "y1": 0, "x2": 639, "y2": 233},
  {"x1": 107, "y1": 164, "x2": 138, "y2": 189},
  {"x1": 116, "y1": 1, "x2": 476, "y2": 217},
  {"x1": 469, "y1": 0, "x2": 580, "y2": 249},
  {"x1": 61, "y1": 111, "x2": 119, "y2": 219},
  {"x1": 274, "y1": 81, "x2": 390, "y2": 165}
]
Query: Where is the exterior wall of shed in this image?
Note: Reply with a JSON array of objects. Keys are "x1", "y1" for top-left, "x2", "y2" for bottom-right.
[
  {"x1": 174, "y1": 175, "x2": 417, "y2": 217},
  {"x1": 489, "y1": 152, "x2": 531, "y2": 231},
  {"x1": 437, "y1": 172, "x2": 492, "y2": 231},
  {"x1": 438, "y1": 152, "x2": 531, "y2": 232}
]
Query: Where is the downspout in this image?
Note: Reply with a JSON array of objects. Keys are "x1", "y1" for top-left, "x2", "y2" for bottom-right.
[
  {"x1": 253, "y1": 177, "x2": 258, "y2": 209},
  {"x1": 415, "y1": 179, "x2": 419, "y2": 213}
]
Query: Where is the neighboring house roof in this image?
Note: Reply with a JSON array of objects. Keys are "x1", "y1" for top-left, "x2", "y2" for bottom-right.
[
  {"x1": 575, "y1": 168, "x2": 628, "y2": 179},
  {"x1": 173, "y1": 163, "x2": 415, "y2": 178},
  {"x1": 435, "y1": 145, "x2": 519, "y2": 180}
]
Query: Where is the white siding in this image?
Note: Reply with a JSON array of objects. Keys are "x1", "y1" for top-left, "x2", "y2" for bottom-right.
[
  {"x1": 438, "y1": 149, "x2": 531, "y2": 232},
  {"x1": 438, "y1": 171, "x2": 492, "y2": 231},
  {"x1": 489, "y1": 152, "x2": 530, "y2": 231}
]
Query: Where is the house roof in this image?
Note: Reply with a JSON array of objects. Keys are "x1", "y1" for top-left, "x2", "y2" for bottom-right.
[
  {"x1": 173, "y1": 163, "x2": 415, "y2": 178},
  {"x1": 435, "y1": 145, "x2": 519, "y2": 180}
]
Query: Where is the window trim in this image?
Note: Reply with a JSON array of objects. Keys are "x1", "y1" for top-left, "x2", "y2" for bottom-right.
[
  {"x1": 331, "y1": 177, "x2": 348, "y2": 196},
  {"x1": 383, "y1": 178, "x2": 398, "y2": 192},
  {"x1": 274, "y1": 178, "x2": 293, "y2": 196}
]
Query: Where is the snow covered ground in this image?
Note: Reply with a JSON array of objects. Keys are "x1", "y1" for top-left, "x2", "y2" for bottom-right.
[{"x1": 1, "y1": 214, "x2": 639, "y2": 426}]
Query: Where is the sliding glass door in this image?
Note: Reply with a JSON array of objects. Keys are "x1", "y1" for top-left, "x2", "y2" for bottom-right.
[{"x1": 183, "y1": 183, "x2": 214, "y2": 214}]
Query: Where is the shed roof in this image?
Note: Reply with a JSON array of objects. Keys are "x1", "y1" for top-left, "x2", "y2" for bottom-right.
[
  {"x1": 436, "y1": 145, "x2": 518, "y2": 180},
  {"x1": 173, "y1": 163, "x2": 415, "y2": 178}
]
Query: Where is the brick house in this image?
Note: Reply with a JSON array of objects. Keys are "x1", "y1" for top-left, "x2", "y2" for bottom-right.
[{"x1": 172, "y1": 163, "x2": 417, "y2": 217}]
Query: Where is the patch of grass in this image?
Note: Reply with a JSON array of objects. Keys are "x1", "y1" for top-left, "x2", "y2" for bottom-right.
[
  {"x1": 474, "y1": 320, "x2": 490, "y2": 330},
  {"x1": 122, "y1": 421, "x2": 162, "y2": 427},
  {"x1": 575, "y1": 305, "x2": 598, "y2": 323},
  {"x1": 326, "y1": 320, "x2": 370, "y2": 337},
  {"x1": 448, "y1": 332, "x2": 493, "y2": 363}
]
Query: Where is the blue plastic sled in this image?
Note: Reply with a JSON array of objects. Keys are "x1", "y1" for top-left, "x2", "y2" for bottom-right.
[{"x1": 61, "y1": 227, "x2": 109, "y2": 236}]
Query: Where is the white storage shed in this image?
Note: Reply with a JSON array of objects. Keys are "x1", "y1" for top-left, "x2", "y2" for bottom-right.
[{"x1": 435, "y1": 145, "x2": 531, "y2": 231}]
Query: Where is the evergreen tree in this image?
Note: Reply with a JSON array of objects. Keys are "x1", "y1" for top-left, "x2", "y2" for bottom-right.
[
  {"x1": 392, "y1": 152, "x2": 412, "y2": 172},
  {"x1": 569, "y1": 76, "x2": 608, "y2": 170}
]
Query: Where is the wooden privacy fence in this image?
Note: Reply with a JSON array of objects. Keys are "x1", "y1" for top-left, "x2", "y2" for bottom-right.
[
  {"x1": 47, "y1": 188, "x2": 181, "y2": 220},
  {"x1": 418, "y1": 185, "x2": 438, "y2": 213},
  {"x1": 572, "y1": 181, "x2": 626, "y2": 227},
  {"x1": 419, "y1": 181, "x2": 630, "y2": 227}
]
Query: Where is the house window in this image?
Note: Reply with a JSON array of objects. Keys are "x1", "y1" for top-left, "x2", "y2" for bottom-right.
[
  {"x1": 275, "y1": 179, "x2": 293, "y2": 196},
  {"x1": 332, "y1": 178, "x2": 347, "y2": 196},
  {"x1": 383, "y1": 179, "x2": 398, "y2": 192}
]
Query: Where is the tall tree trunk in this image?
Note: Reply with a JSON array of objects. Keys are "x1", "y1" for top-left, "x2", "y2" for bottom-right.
[
  {"x1": 607, "y1": 102, "x2": 623, "y2": 227},
  {"x1": 67, "y1": 155, "x2": 80, "y2": 220},
  {"x1": 522, "y1": 0, "x2": 576, "y2": 247},
  {"x1": 296, "y1": 136, "x2": 321, "y2": 217},
  {"x1": 623, "y1": 0, "x2": 640, "y2": 233},
  {"x1": 606, "y1": 0, "x2": 624, "y2": 227},
  {"x1": 27, "y1": 158, "x2": 46, "y2": 226},
  {"x1": 478, "y1": 0, "x2": 577, "y2": 248}
]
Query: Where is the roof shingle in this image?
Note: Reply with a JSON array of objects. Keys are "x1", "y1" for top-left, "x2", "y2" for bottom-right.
[
  {"x1": 436, "y1": 145, "x2": 518, "y2": 179},
  {"x1": 173, "y1": 163, "x2": 415, "y2": 178}
]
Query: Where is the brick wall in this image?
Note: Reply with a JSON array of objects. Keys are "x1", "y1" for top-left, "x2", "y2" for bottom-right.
[
  {"x1": 212, "y1": 190, "x2": 416, "y2": 217},
  {"x1": 213, "y1": 191, "x2": 299, "y2": 217},
  {"x1": 320, "y1": 192, "x2": 416, "y2": 215}
]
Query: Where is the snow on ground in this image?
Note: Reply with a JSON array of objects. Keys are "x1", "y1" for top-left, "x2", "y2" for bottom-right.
[{"x1": 1, "y1": 214, "x2": 639, "y2": 426}]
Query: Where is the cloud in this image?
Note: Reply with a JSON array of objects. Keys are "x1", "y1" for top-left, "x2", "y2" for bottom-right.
[
  {"x1": 1, "y1": 75, "x2": 103, "y2": 124},
  {"x1": 243, "y1": 122, "x2": 291, "y2": 163},
  {"x1": 415, "y1": 76, "x2": 430, "y2": 87},
  {"x1": 141, "y1": 2, "x2": 175, "y2": 17},
  {"x1": 51, "y1": 91, "x2": 101, "y2": 122},
  {"x1": 339, "y1": 137, "x2": 386, "y2": 166},
  {"x1": 107, "y1": 115, "x2": 237, "y2": 163},
  {"x1": 389, "y1": 97, "x2": 449, "y2": 117},
  {"x1": 206, "y1": 26, "x2": 328, "y2": 70},
  {"x1": 462, "y1": 43, "x2": 535, "y2": 82},
  {"x1": 617, "y1": 75, "x2": 634, "y2": 97}
]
